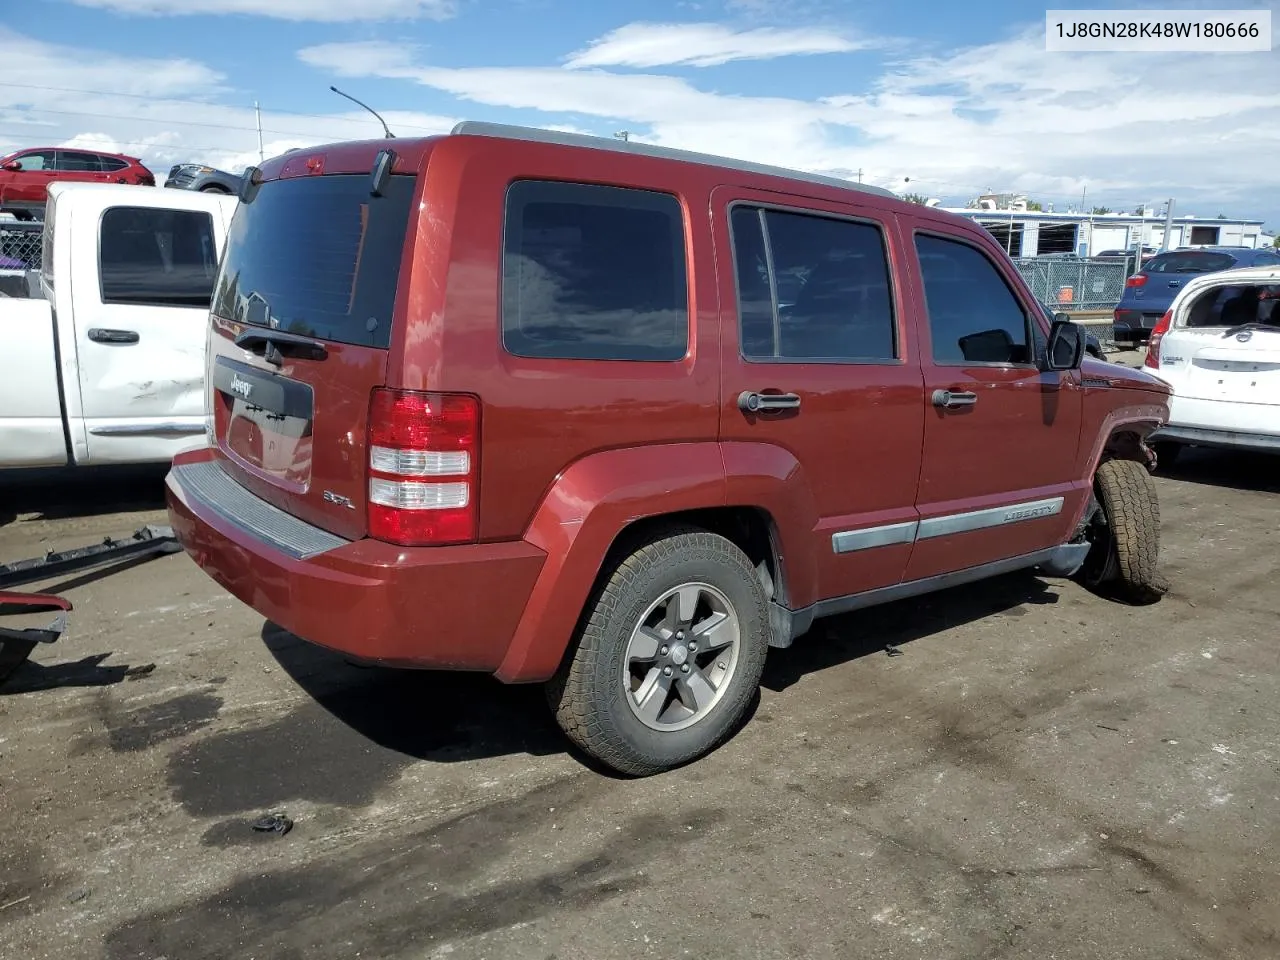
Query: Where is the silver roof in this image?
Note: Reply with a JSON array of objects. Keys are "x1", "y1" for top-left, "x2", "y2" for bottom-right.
[{"x1": 449, "y1": 120, "x2": 895, "y2": 200}]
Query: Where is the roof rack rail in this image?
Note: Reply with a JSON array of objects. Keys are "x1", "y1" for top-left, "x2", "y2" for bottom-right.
[{"x1": 449, "y1": 120, "x2": 896, "y2": 200}]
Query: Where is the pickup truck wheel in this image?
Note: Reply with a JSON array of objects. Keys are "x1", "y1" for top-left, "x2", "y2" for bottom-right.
[
  {"x1": 546, "y1": 529, "x2": 769, "y2": 776},
  {"x1": 1078, "y1": 458, "x2": 1168, "y2": 604}
]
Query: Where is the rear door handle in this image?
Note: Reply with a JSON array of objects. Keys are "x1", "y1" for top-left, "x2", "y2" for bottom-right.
[
  {"x1": 87, "y1": 328, "x2": 140, "y2": 344},
  {"x1": 932, "y1": 389, "x2": 977, "y2": 409},
  {"x1": 738, "y1": 391, "x2": 801, "y2": 413}
]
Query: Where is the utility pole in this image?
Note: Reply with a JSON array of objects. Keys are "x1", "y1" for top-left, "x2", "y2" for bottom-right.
[
  {"x1": 857, "y1": 168, "x2": 862, "y2": 183},
  {"x1": 1161, "y1": 197, "x2": 1175, "y2": 251},
  {"x1": 1081, "y1": 183, "x2": 1087, "y2": 214},
  {"x1": 254, "y1": 101, "x2": 264, "y2": 162}
]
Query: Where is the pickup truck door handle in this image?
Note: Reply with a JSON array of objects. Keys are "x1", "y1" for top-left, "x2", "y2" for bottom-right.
[
  {"x1": 738, "y1": 391, "x2": 802, "y2": 414},
  {"x1": 932, "y1": 389, "x2": 978, "y2": 409},
  {"x1": 87, "y1": 328, "x2": 140, "y2": 344}
]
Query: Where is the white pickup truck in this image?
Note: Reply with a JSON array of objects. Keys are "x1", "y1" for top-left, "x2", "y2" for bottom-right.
[{"x1": 1, "y1": 181, "x2": 237, "y2": 469}]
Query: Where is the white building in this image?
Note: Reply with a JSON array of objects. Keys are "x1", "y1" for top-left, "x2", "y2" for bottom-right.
[{"x1": 939, "y1": 208, "x2": 1269, "y2": 258}]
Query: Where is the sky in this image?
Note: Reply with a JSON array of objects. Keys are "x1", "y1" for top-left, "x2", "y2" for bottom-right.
[{"x1": 2, "y1": 0, "x2": 1278, "y2": 228}]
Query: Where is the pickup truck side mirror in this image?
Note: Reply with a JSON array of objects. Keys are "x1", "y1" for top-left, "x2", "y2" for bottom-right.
[{"x1": 1045, "y1": 319, "x2": 1085, "y2": 371}]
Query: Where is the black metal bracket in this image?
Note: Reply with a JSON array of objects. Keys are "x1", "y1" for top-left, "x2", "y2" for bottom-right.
[{"x1": 0, "y1": 525, "x2": 181, "y2": 590}]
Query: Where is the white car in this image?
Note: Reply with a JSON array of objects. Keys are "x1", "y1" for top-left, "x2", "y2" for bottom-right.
[{"x1": 1142, "y1": 264, "x2": 1280, "y2": 463}]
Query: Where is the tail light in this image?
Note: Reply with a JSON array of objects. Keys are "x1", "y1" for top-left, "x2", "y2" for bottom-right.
[
  {"x1": 1126, "y1": 274, "x2": 1148, "y2": 288},
  {"x1": 366, "y1": 389, "x2": 479, "y2": 546},
  {"x1": 1144, "y1": 311, "x2": 1172, "y2": 369}
]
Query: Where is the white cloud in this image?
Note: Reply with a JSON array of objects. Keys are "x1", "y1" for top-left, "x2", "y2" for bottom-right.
[
  {"x1": 563, "y1": 22, "x2": 867, "y2": 68},
  {"x1": 65, "y1": 0, "x2": 455, "y2": 22},
  {"x1": 0, "y1": 29, "x2": 456, "y2": 175},
  {"x1": 297, "y1": 26, "x2": 1280, "y2": 220}
]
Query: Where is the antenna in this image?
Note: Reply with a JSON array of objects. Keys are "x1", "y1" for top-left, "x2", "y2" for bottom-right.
[{"x1": 329, "y1": 85, "x2": 395, "y2": 138}]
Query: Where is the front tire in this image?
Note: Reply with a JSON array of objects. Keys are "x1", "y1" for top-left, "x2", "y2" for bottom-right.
[
  {"x1": 1078, "y1": 458, "x2": 1168, "y2": 604},
  {"x1": 546, "y1": 529, "x2": 770, "y2": 776}
]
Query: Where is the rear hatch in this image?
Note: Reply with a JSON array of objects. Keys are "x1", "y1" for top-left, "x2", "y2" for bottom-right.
[
  {"x1": 1127, "y1": 250, "x2": 1239, "y2": 310},
  {"x1": 1162, "y1": 286, "x2": 1280, "y2": 404},
  {"x1": 205, "y1": 151, "x2": 419, "y2": 540}
]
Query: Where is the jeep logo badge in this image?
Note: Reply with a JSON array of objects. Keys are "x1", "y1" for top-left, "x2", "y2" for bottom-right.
[{"x1": 229, "y1": 373, "x2": 252, "y2": 399}]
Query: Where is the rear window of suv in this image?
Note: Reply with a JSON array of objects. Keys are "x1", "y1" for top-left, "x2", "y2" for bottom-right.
[
  {"x1": 211, "y1": 173, "x2": 416, "y2": 349},
  {"x1": 1144, "y1": 251, "x2": 1236, "y2": 273}
]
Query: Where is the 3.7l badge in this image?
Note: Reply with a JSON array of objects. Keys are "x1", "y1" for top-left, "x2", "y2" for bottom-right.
[{"x1": 322, "y1": 490, "x2": 355, "y2": 509}]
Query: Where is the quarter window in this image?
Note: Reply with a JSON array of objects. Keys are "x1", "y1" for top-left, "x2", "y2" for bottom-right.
[
  {"x1": 915, "y1": 234, "x2": 1032, "y2": 364},
  {"x1": 501, "y1": 180, "x2": 689, "y2": 361},
  {"x1": 730, "y1": 205, "x2": 897, "y2": 361},
  {"x1": 99, "y1": 206, "x2": 218, "y2": 307}
]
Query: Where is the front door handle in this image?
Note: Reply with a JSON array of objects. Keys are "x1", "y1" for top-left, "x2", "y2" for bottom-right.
[
  {"x1": 932, "y1": 389, "x2": 977, "y2": 409},
  {"x1": 87, "y1": 328, "x2": 140, "y2": 344},
  {"x1": 738, "y1": 390, "x2": 801, "y2": 413}
]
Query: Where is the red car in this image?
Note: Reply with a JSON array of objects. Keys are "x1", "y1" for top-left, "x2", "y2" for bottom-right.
[
  {"x1": 0, "y1": 147, "x2": 155, "y2": 219},
  {"x1": 166, "y1": 124, "x2": 1172, "y2": 775}
]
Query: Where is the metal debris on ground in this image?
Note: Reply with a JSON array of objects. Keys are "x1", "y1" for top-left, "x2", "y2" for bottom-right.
[
  {"x1": 885, "y1": 644, "x2": 904, "y2": 657},
  {"x1": 250, "y1": 813, "x2": 293, "y2": 836}
]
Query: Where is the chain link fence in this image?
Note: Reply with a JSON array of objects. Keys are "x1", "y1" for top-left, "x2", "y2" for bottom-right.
[
  {"x1": 0, "y1": 221, "x2": 43, "y2": 274},
  {"x1": 1012, "y1": 258, "x2": 1130, "y2": 313}
]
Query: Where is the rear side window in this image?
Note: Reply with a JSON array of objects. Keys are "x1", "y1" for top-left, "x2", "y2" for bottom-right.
[
  {"x1": 99, "y1": 206, "x2": 218, "y2": 307},
  {"x1": 100, "y1": 157, "x2": 128, "y2": 173},
  {"x1": 59, "y1": 152, "x2": 104, "y2": 172},
  {"x1": 916, "y1": 233, "x2": 1032, "y2": 364},
  {"x1": 1145, "y1": 251, "x2": 1236, "y2": 273},
  {"x1": 730, "y1": 205, "x2": 896, "y2": 361},
  {"x1": 211, "y1": 174, "x2": 415, "y2": 348},
  {"x1": 501, "y1": 180, "x2": 688, "y2": 361}
]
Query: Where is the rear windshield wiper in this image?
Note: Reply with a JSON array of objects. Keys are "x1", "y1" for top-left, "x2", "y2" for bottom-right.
[
  {"x1": 234, "y1": 328, "x2": 328, "y2": 367},
  {"x1": 1221, "y1": 322, "x2": 1278, "y2": 338}
]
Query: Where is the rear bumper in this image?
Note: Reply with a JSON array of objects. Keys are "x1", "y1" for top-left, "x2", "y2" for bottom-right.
[
  {"x1": 1151, "y1": 395, "x2": 1280, "y2": 451},
  {"x1": 165, "y1": 450, "x2": 547, "y2": 672},
  {"x1": 1113, "y1": 309, "x2": 1166, "y2": 343},
  {"x1": 1150, "y1": 424, "x2": 1280, "y2": 451}
]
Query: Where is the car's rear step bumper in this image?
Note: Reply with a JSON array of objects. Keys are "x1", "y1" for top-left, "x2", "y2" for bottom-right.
[{"x1": 166, "y1": 450, "x2": 547, "y2": 672}]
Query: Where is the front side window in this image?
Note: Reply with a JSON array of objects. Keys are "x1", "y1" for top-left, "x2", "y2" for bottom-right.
[
  {"x1": 916, "y1": 233, "x2": 1032, "y2": 364},
  {"x1": 99, "y1": 206, "x2": 218, "y2": 307},
  {"x1": 730, "y1": 205, "x2": 897, "y2": 362},
  {"x1": 501, "y1": 180, "x2": 689, "y2": 361},
  {"x1": 10, "y1": 151, "x2": 55, "y2": 172}
]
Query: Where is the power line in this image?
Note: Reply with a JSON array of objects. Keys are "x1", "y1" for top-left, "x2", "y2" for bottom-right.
[{"x1": 0, "y1": 80, "x2": 452, "y2": 134}]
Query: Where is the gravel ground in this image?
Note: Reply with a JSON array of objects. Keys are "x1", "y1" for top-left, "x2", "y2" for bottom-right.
[{"x1": 1, "y1": 430, "x2": 1277, "y2": 960}]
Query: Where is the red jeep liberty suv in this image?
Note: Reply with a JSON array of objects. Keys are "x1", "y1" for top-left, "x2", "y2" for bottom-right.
[{"x1": 166, "y1": 123, "x2": 1172, "y2": 775}]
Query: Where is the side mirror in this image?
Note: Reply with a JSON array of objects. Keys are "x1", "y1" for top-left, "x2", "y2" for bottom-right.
[
  {"x1": 1, "y1": 160, "x2": 21, "y2": 171},
  {"x1": 1045, "y1": 319, "x2": 1084, "y2": 371}
]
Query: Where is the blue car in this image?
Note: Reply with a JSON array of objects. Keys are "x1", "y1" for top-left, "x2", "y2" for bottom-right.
[{"x1": 1114, "y1": 246, "x2": 1280, "y2": 344}]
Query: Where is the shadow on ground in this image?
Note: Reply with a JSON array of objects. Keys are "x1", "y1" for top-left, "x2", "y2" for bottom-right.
[
  {"x1": 0, "y1": 464, "x2": 169, "y2": 527},
  {"x1": 1154, "y1": 447, "x2": 1280, "y2": 494},
  {"x1": 763, "y1": 571, "x2": 1061, "y2": 692}
]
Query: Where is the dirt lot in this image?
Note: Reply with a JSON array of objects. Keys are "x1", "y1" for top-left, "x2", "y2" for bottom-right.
[{"x1": 2, "y1": 445, "x2": 1277, "y2": 960}]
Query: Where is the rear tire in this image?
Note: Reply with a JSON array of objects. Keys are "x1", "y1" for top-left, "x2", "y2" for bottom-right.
[
  {"x1": 546, "y1": 528, "x2": 770, "y2": 776},
  {"x1": 1078, "y1": 458, "x2": 1168, "y2": 604}
]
